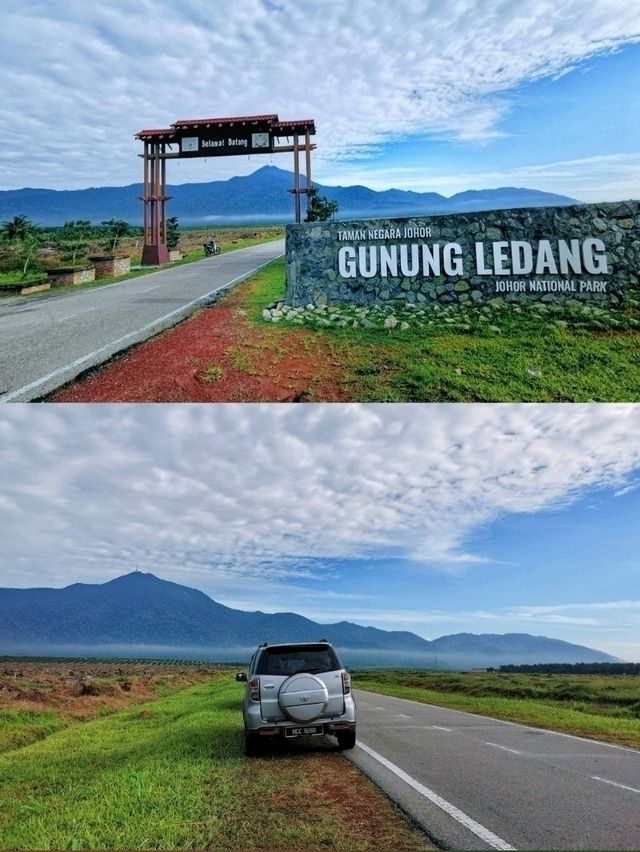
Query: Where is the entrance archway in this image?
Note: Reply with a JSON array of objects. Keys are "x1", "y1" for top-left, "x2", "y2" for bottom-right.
[{"x1": 135, "y1": 114, "x2": 316, "y2": 265}]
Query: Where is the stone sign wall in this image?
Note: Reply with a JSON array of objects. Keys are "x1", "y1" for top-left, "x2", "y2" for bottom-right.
[{"x1": 285, "y1": 201, "x2": 639, "y2": 308}]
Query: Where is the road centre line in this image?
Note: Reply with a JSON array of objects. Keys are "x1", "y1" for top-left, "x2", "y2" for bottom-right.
[
  {"x1": 0, "y1": 254, "x2": 282, "y2": 403},
  {"x1": 486, "y1": 742, "x2": 522, "y2": 755},
  {"x1": 136, "y1": 282, "x2": 166, "y2": 293},
  {"x1": 591, "y1": 776, "x2": 640, "y2": 794},
  {"x1": 55, "y1": 305, "x2": 101, "y2": 321},
  {"x1": 382, "y1": 724, "x2": 446, "y2": 730},
  {"x1": 431, "y1": 725, "x2": 452, "y2": 732},
  {"x1": 357, "y1": 740, "x2": 516, "y2": 851}
]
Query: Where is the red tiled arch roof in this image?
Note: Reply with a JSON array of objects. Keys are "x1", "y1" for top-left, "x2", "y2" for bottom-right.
[{"x1": 136, "y1": 114, "x2": 315, "y2": 140}]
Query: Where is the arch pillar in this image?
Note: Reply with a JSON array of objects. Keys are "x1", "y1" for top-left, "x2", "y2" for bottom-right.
[{"x1": 141, "y1": 140, "x2": 169, "y2": 265}]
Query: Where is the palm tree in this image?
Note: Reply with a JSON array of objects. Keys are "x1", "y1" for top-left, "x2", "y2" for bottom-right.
[
  {"x1": 0, "y1": 215, "x2": 43, "y2": 277},
  {"x1": 0, "y1": 214, "x2": 35, "y2": 243},
  {"x1": 101, "y1": 218, "x2": 132, "y2": 256},
  {"x1": 57, "y1": 220, "x2": 95, "y2": 264},
  {"x1": 18, "y1": 226, "x2": 44, "y2": 276}
]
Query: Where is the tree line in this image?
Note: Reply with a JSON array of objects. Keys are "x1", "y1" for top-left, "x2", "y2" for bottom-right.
[{"x1": 498, "y1": 662, "x2": 640, "y2": 675}]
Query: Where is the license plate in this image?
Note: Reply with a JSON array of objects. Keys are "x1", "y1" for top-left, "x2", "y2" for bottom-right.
[{"x1": 284, "y1": 725, "x2": 323, "y2": 737}]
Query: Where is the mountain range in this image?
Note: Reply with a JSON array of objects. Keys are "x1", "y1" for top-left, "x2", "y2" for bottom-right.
[
  {"x1": 0, "y1": 165, "x2": 579, "y2": 226},
  {"x1": 0, "y1": 572, "x2": 617, "y2": 668}
]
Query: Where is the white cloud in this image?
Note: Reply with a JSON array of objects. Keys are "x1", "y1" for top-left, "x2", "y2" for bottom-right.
[
  {"x1": 1, "y1": 404, "x2": 640, "y2": 607},
  {"x1": 515, "y1": 600, "x2": 640, "y2": 614},
  {"x1": 469, "y1": 600, "x2": 640, "y2": 640},
  {"x1": 0, "y1": 0, "x2": 639, "y2": 189},
  {"x1": 598, "y1": 641, "x2": 640, "y2": 661}
]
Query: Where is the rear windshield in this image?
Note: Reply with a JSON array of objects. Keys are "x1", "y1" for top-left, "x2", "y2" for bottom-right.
[{"x1": 257, "y1": 645, "x2": 340, "y2": 675}]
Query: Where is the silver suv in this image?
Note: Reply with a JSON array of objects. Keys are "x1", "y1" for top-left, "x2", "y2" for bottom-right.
[{"x1": 237, "y1": 640, "x2": 357, "y2": 756}]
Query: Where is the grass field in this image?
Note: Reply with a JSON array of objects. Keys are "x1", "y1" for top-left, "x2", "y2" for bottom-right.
[
  {"x1": 353, "y1": 669, "x2": 640, "y2": 749},
  {"x1": 234, "y1": 258, "x2": 640, "y2": 402},
  {"x1": 0, "y1": 661, "x2": 427, "y2": 850}
]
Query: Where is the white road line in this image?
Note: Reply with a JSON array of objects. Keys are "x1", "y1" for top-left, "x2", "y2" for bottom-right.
[
  {"x1": 380, "y1": 724, "x2": 444, "y2": 730},
  {"x1": 396, "y1": 713, "x2": 411, "y2": 719},
  {"x1": 54, "y1": 305, "x2": 101, "y2": 321},
  {"x1": 0, "y1": 255, "x2": 281, "y2": 403},
  {"x1": 591, "y1": 776, "x2": 640, "y2": 794},
  {"x1": 486, "y1": 742, "x2": 522, "y2": 755},
  {"x1": 136, "y1": 283, "x2": 166, "y2": 293},
  {"x1": 357, "y1": 741, "x2": 516, "y2": 851},
  {"x1": 431, "y1": 725, "x2": 452, "y2": 732}
]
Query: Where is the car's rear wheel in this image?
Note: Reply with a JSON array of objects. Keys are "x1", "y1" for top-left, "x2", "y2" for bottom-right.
[
  {"x1": 244, "y1": 732, "x2": 263, "y2": 757},
  {"x1": 336, "y1": 729, "x2": 356, "y2": 750}
]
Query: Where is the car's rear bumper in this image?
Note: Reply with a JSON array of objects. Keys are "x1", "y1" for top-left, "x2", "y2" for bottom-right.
[
  {"x1": 244, "y1": 694, "x2": 356, "y2": 733},
  {"x1": 246, "y1": 720, "x2": 356, "y2": 741}
]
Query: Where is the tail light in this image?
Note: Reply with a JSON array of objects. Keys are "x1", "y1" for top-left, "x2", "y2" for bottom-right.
[
  {"x1": 249, "y1": 677, "x2": 260, "y2": 701},
  {"x1": 341, "y1": 670, "x2": 351, "y2": 695}
]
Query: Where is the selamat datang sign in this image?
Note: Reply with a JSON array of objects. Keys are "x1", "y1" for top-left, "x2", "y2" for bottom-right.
[
  {"x1": 284, "y1": 201, "x2": 639, "y2": 308},
  {"x1": 178, "y1": 131, "x2": 272, "y2": 157}
]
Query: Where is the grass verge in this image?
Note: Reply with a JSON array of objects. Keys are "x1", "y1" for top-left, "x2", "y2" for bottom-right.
[
  {"x1": 234, "y1": 257, "x2": 640, "y2": 401},
  {"x1": 0, "y1": 673, "x2": 427, "y2": 850},
  {"x1": 354, "y1": 670, "x2": 640, "y2": 749},
  {"x1": 0, "y1": 709, "x2": 67, "y2": 753}
]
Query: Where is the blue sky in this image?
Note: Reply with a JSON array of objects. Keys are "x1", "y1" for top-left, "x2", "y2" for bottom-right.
[
  {"x1": 1, "y1": 404, "x2": 639, "y2": 661},
  {"x1": 338, "y1": 44, "x2": 640, "y2": 201},
  {"x1": 1, "y1": 0, "x2": 639, "y2": 201}
]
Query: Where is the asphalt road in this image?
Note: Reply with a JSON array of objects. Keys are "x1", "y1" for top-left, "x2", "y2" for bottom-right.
[
  {"x1": 348, "y1": 689, "x2": 640, "y2": 851},
  {"x1": 0, "y1": 240, "x2": 285, "y2": 402}
]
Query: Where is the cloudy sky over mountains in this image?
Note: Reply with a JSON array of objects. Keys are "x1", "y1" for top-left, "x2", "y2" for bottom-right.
[
  {"x1": 1, "y1": 404, "x2": 639, "y2": 659},
  {"x1": 1, "y1": 0, "x2": 639, "y2": 200}
]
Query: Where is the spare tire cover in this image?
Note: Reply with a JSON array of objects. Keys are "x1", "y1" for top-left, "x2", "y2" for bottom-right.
[{"x1": 278, "y1": 673, "x2": 329, "y2": 722}]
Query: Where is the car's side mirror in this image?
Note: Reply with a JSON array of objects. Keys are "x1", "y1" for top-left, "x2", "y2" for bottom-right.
[{"x1": 236, "y1": 672, "x2": 247, "y2": 682}]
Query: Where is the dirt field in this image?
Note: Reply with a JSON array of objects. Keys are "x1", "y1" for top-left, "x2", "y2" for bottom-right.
[{"x1": 0, "y1": 658, "x2": 219, "y2": 723}]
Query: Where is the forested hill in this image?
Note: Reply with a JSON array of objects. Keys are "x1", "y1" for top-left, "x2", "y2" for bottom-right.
[
  {"x1": 0, "y1": 165, "x2": 579, "y2": 226},
  {"x1": 0, "y1": 571, "x2": 617, "y2": 668}
]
